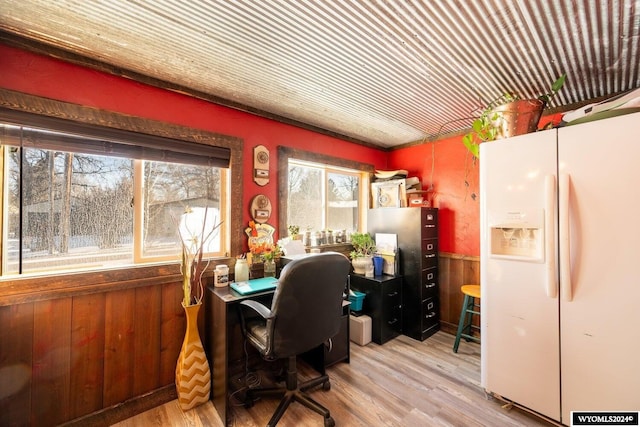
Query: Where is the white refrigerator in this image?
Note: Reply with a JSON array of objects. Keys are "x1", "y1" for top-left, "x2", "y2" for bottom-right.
[{"x1": 480, "y1": 112, "x2": 640, "y2": 424}]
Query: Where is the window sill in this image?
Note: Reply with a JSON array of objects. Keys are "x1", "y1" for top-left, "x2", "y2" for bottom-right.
[{"x1": 0, "y1": 258, "x2": 233, "y2": 307}]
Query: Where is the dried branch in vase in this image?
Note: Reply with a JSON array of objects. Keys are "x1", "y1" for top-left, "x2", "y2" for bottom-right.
[{"x1": 176, "y1": 206, "x2": 222, "y2": 306}]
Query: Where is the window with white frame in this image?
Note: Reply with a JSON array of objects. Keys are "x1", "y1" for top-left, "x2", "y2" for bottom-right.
[
  {"x1": 287, "y1": 158, "x2": 363, "y2": 234},
  {"x1": 0, "y1": 122, "x2": 229, "y2": 276}
]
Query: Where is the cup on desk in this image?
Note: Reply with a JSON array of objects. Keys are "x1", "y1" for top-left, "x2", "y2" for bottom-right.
[{"x1": 373, "y1": 255, "x2": 384, "y2": 276}]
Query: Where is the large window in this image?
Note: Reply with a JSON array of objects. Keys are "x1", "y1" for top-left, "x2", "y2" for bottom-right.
[
  {"x1": 287, "y1": 158, "x2": 364, "y2": 234},
  {"x1": 1, "y1": 122, "x2": 228, "y2": 276}
]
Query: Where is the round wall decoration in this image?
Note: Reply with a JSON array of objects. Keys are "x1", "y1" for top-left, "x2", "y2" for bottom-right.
[
  {"x1": 256, "y1": 150, "x2": 269, "y2": 164},
  {"x1": 250, "y1": 194, "x2": 272, "y2": 223}
]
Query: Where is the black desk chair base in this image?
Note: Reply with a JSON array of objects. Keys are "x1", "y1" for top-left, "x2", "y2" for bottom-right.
[{"x1": 245, "y1": 355, "x2": 335, "y2": 427}]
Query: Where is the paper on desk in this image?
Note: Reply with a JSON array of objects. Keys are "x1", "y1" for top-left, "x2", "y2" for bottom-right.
[{"x1": 281, "y1": 239, "x2": 306, "y2": 255}]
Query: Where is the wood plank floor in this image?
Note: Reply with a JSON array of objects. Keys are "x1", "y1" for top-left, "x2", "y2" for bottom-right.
[{"x1": 113, "y1": 332, "x2": 558, "y2": 427}]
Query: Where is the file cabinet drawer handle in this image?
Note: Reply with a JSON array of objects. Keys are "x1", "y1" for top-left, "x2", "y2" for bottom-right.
[
  {"x1": 387, "y1": 291, "x2": 398, "y2": 297},
  {"x1": 424, "y1": 283, "x2": 436, "y2": 288},
  {"x1": 425, "y1": 312, "x2": 436, "y2": 319},
  {"x1": 388, "y1": 318, "x2": 398, "y2": 325},
  {"x1": 424, "y1": 254, "x2": 436, "y2": 258}
]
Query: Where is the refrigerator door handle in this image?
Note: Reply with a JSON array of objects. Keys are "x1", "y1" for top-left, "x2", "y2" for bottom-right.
[
  {"x1": 559, "y1": 173, "x2": 573, "y2": 302},
  {"x1": 545, "y1": 174, "x2": 558, "y2": 298}
]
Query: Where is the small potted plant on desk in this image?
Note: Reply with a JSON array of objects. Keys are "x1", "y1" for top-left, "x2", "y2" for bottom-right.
[
  {"x1": 462, "y1": 73, "x2": 566, "y2": 158},
  {"x1": 287, "y1": 224, "x2": 300, "y2": 240},
  {"x1": 349, "y1": 232, "x2": 377, "y2": 275}
]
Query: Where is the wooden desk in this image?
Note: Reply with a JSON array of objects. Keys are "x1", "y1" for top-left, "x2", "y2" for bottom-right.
[
  {"x1": 204, "y1": 285, "x2": 350, "y2": 426},
  {"x1": 205, "y1": 286, "x2": 273, "y2": 426}
]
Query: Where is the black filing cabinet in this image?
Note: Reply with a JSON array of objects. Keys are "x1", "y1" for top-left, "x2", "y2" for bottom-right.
[
  {"x1": 368, "y1": 207, "x2": 440, "y2": 341},
  {"x1": 350, "y1": 274, "x2": 402, "y2": 344}
]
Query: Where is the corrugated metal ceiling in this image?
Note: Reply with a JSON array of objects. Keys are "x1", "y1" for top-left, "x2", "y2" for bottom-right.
[{"x1": 1, "y1": 0, "x2": 639, "y2": 148}]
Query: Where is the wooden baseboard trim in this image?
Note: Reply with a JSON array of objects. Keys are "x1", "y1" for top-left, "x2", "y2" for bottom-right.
[
  {"x1": 439, "y1": 322, "x2": 457, "y2": 336},
  {"x1": 439, "y1": 252, "x2": 480, "y2": 262},
  {"x1": 60, "y1": 385, "x2": 177, "y2": 427}
]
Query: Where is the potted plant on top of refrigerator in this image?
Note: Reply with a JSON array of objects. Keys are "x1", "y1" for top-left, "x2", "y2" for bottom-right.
[{"x1": 462, "y1": 73, "x2": 566, "y2": 158}]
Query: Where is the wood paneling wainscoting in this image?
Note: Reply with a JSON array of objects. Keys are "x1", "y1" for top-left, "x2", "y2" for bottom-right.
[
  {"x1": 438, "y1": 252, "x2": 480, "y2": 336},
  {"x1": 0, "y1": 264, "x2": 221, "y2": 427},
  {"x1": 0, "y1": 252, "x2": 477, "y2": 426}
]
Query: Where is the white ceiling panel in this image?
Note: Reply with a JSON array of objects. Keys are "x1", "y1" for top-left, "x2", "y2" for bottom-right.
[{"x1": 1, "y1": 0, "x2": 639, "y2": 148}]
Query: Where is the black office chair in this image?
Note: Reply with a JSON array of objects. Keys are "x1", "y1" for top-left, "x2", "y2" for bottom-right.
[{"x1": 239, "y1": 252, "x2": 351, "y2": 427}]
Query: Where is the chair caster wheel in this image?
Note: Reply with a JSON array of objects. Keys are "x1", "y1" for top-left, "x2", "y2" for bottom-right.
[
  {"x1": 323, "y1": 380, "x2": 331, "y2": 391},
  {"x1": 324, "y1": 416, "x2": 335, "y2": 427}
]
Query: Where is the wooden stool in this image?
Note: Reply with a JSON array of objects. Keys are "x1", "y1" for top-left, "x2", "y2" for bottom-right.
[{"x1": 453, "y1": 284, "x2": 481, "y2": 353}]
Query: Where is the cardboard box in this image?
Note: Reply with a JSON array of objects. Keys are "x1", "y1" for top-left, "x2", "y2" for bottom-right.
[
  {"x1": 349, "y1": 314, "x2": 372, "y2": 346},
  {"x1": 408, "y1": 193, "x2": 423, "y2": 205}
]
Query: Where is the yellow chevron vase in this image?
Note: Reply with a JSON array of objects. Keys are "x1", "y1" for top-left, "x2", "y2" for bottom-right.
[{"x1": 175, "y1": 302, "x2": 211, "y2": 411}]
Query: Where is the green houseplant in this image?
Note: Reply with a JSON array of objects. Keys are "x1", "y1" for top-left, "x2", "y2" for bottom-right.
[
  {"x1": 349, "y1": 232, "x2": 376, "y2": 259},
  {"x1": 462, "y1": 74, "x2": 566, "y2": 158},
  {"x1": 287, "y1": 224, "x2": 300, "y2": 240},
  {"x1": 349, "y1": 232, "x2": 377, "y2": 275}
]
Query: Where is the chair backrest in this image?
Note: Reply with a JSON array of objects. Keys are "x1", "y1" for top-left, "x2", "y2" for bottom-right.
[{"x1": 269, "y1": 252, "x2": 351, "y2": 358}]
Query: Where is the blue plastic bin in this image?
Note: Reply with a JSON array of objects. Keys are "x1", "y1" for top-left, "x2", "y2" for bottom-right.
[{"x1": 349, "y1": 291, "x2": 366, "y2": 311}]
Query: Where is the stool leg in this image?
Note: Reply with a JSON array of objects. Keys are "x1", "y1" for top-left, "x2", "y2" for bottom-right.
[
  {"x1": 453, "y1": 294, "x2": 471, "y2": 353},
  {"x1": 463, "y1": 296, "x2": 476, "y2": 342}
]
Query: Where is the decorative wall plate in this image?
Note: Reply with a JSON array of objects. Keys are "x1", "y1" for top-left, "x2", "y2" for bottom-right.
[
  {"x1": 250, "y1": 194, "x2": 272, "y2": 223},
  {"x1": 253, "y1": 145, "x2": 270, "y2": 186}
]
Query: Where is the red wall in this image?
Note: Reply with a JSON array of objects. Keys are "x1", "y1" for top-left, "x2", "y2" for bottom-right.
[
  {"x1": 387, "y1": 113, "x2": 564, "y2": 257},
  {"x1": 388, "y1": 136, "x2": 480, "y2": 256},
  {"x1": 0, "y1": 44, "x2": 389, "y2": 250}
]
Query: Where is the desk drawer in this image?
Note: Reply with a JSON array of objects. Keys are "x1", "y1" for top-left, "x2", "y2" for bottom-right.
[
  {"x1": 384, "y1": 284, "x2": 401, "y2": 307},
  {"x1": 324, "y1": 314, "x2": 349, "y2": 366},
  {"x1": 421, "y1": 297, "x2": 438, "y2": 329},
  {"x1": 421, "y1": 269, "x2": 438, "y2": 299},
  {"x1": 380, "y1": 304, "x2": 402, "y2": 344},
  {"x1": 421, "y1": 209, "x2": 438, "y2": 238},
  {"x1": 421, "y1": 238, "x2": 438, "y2": 269}
]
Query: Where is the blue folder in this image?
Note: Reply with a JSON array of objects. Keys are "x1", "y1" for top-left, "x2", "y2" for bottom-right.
[{"x1": 230, "y1": 277, "x2": 278, "y2": 295}]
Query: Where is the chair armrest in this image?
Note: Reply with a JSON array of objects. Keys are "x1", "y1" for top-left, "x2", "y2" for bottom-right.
[{"x1": 240, "y1": 299, "x2": 273, "y2": 319}]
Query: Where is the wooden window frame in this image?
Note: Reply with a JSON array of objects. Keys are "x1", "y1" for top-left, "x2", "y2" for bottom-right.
[
  {"x1": 0, "y1": 88, "x2": 243, "y2": 305},
  {"x1": 277, "y1": 146, "x2": 374, "y2": 236}
]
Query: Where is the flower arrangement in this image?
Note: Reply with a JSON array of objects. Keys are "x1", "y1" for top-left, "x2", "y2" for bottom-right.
[
  {"x1": 177, "y1": 206, "x2": 222, "y2": 306},
  {"x1": 251, "y1": 242, "x2": 282, "y2": 263}
]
